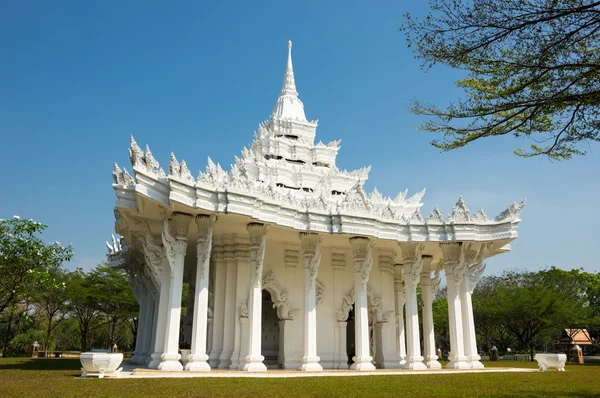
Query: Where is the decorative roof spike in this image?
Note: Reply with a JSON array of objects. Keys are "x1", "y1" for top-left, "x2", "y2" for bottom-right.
[
  {"x1": 168, "y1": 153, "x2": 180, "y2": 178},
  {"x1": 450, "y1": 196, "x2": 470, "y2": 223},
  {"x1": 472, "y1": 208, "x2": 489, "y2": 223},
  {"x1": 112, "y1": 163, "x2": 122, "y2": 185},
  {"x1": 121, "y1": 168, "x2": 135, "y2": 186},
  {"x1": 394, "y1": 189, "x2": 408, "y2": 203},
  {"x1": 128, "y1": 135, "x2": 144, "y2": 168},
  {"x1": 427, "y1": 206, "x2": 445, "y2": 223},
  {"x1": 407, "y1": 188, "x2": 426, "y2": 204},
  {"x1": 144, "y1": 145, "x2": 160, "y2": 174},
  {"x1": 179, "y1": 160, "x2": 194, "y2": 183},
  {"x1": 410, "y1": 210, "x2": 425, "y2": 224},
  {"x1": 494, "y1": 197, "x2": 527, "y2": 222},
  {"x1": 207, "y1": 156, "x2": 217, "y2": 171},
  {"x1": 370, "y1": 187, "x2": 383, "y2": 202}
]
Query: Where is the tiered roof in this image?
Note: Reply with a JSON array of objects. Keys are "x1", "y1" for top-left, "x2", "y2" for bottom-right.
[{"x1": 112, "y1": 41, "x2": 525, "y2": 242}]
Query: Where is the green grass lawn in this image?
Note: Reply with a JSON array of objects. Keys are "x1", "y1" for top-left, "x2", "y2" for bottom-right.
[{"x1": 0, "y1": 358, "x2": 599, "y2": 397}]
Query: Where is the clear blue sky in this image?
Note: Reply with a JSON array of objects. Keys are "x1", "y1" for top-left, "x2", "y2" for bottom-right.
[{"x1": 1, "y1": 1, "x2": 598, "y2": 274}]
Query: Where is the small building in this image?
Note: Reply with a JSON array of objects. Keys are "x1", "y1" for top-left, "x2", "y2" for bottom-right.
[
  {"x1": 108, "y1": 41, "x2": 525, "y2": 372},
  {"x1": 558, "y1": 329, "x2": 595, "y2": 355}
]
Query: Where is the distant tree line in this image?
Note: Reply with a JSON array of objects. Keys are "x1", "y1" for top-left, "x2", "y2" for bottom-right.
[
  {"x1": 0, "y1": 217, "x2": 138, "y2": 357},
  {"x1": 431, "y1": 267, "x2": 600, "y2": 361}
]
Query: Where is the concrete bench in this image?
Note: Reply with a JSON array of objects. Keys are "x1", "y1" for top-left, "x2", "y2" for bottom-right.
[{"x1": 535, "y1": 353, "x2": 566, "y2": 371}]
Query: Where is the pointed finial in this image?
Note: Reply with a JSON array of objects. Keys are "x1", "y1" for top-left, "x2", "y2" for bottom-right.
[{"x1": 288, "y1": 40, "x2": 292, "y2": 50}]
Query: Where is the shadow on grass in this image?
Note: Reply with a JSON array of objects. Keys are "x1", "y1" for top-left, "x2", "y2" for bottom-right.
[{"x1": 0, "y1": 358, "x2": 81, "y2": 371}]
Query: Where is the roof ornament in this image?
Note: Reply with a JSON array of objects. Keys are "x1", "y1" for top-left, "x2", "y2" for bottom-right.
[{"x1": 272, "y1": 40, "x2": 307, "y2": 122}]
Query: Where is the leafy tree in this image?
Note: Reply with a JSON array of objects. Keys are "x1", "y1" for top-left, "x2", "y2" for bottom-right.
[
  {"x1": 584, "y1": 272, "x2": 600, "y2": 349},
  {"x1": 0, "y1": 216, "x2": 72, "y2": 314},
  {"x1": 401, "y1": 0, "x2": 600, "y2": 160},
  {"x1": 65, "y1": 268, "x2": 101, "y2": 352},
  {"x1": 491, "y1": 268, "x2": 588, "y2": 360},
  {"x1": 432, "y1": 290, "x2": 450, "y2": 357},
  {"x1": 88, "y1": 265, "x2": 138, "y2": 349},
  {"x1": 31, "y1": 267, "x2": 69, "y2": 356}
]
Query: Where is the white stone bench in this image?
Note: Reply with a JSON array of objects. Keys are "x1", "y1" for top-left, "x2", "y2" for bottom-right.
[
  {"x1": 535, "y1": 353, "x2": 566, "y2": 371},
  {"x1": 80, "y1": 352, "x2": 124, "y2": 378}
]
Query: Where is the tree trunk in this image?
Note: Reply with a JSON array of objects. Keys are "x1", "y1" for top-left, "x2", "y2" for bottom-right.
[
  {"x1": 2, "y1": 311, "x2": 14, "y2": 358},
  {"x1": 45, "y1": 321, "x2": 52, "y2": 357},
  {"x1": 530, "y1": 344, "x2": 535, "y2": 362}
]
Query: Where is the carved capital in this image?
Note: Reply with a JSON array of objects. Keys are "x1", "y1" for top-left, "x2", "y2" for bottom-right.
[
  {"x1": 349, "y1": 236, "x2": 371, "y2": 260},
  {"x1": 299, "y1": 232, "x2": 321, "y2": 255},
  {"x1": 170, "y1": 212, "x2": 193, "y2": 238},
  {"x1": 439, "y1": 242, "x2": 463, "y2": 265},
  {"x1": 398, "y1": 242, "x2": 424, "y2": 263},
  {"x1": 195, "y1": 214, "x2": 216, "y2": 241},
  {"x1": 247, "y1": 223, "x2": 268, "y2": 247}
]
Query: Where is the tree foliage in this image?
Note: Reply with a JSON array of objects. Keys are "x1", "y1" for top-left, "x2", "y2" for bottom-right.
[
  {"x1": 87, "y1": 265, "x2": 138, "y2": 348},
  {"x1": 401, "y1": 0, "x2": 600, "y2": 160},
  {"x1": 0, "y1": 217, "x2": 73, "y2": 314},
  {"x1": 473, "y1": 267, "x2": 592, "y2": 360}
]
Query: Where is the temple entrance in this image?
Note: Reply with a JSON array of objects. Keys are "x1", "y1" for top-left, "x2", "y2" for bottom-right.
[{"x1": 261, "y1": 289, "x2": 280, "y2": 367}]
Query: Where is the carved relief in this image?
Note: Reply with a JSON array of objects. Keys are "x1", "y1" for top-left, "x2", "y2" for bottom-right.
[
  {"x1": 247, "y1": 223, "x2": 268, "y2": 287},
  {"x1": 196, "y1": 214, "x2": 217, "y2": 281},
  {"x1": 350, "y1": 237, "x2": 373, "y2": 292},
  {"x1": 262, "y1": 270, "x2": 300, "y2": 320},
  {"x1": 336, "y1": 285, "x2": 384, "y2": 322}
]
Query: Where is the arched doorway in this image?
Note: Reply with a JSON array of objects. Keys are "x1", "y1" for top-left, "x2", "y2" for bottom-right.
[{"x1": 261, "y1": 289, "x2": 280, "y2": 367}]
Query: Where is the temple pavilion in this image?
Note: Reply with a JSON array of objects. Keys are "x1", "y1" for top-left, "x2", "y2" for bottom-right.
[{"x1": 108, "y1": 41, "x2": 525, "y2": 372}]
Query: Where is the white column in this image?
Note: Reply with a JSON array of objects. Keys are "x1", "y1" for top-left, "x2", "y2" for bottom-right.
[
  {"x1": 146, "y1": 288, "x2": 158, "y2": 366},
  {"x1": 237, "y1": 317, "x2": 248, "y2": 370},
  {"x1": 349, "y1": 237, "x2": 376, "y2": 371},
  {"x1": 393, "y1": 266, "x2": 407, "y2": 366},
  {"x1": 279, "y1": 246, "x2": 300, "y2": 369},
  {"x1": 420, "y1": 256, "x2": 442, "y2": 369},
  {"x1": 298, "y1": 233, "x2": 323, "y2": 371},
  {"x1": 440, "y1": 242, "x2": 470, "y2": 369},
  {"x1": 141, "y1": 286, "x2": 155, "y2": 365},
  {"x1": 186, "y1": 214, "x2": 216, "y2": 371},
  {"x1": 335, "y1": 321, "x2": 348, "y2": 369},
  {"x1": 461, "y1": 245, "x2": 486, "y2": 369},
  {"x1": 243, "y1": 223, "x2": 268, "y2": 372},
  {"x1": 130, "y1": 282, "x2": 147, "y2": 364},
  {"x1": 231, "y1": 241, "x2": 250, "y2": 369},
  {"x1": 158, "y1": 212, "x2": 192, "y2": 371},
  {"x1": 331, "y1": 249, "x2": 347, "y2": 369},
  {"x1": 148, "y1": 266, "x2": 170, "y2": 369},
  {"x1": 208, "y1": 244, "x2": 226, "y2": 368},
  {"x1": 219, "y1": 242, "x2": 238, "y2": 368},
  {"x1": 399, "y1": 242, "x2": 427, "y2": 370},
  {"x1": 378, "y1": 251, "x2": 402, "y2": 369}
]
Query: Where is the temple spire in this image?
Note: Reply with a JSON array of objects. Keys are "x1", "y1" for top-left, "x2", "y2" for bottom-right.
[
  {"x1": 272, "y1": 40, "x2": 307, "y2": 122},
  {"x1": 280, "y1": 40, "x2": 298, "y2": 97}
]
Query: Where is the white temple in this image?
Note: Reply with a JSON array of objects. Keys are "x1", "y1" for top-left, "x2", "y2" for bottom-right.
[{"x1": 109, "y1": 41, "x2": 525, "y2": 373}]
